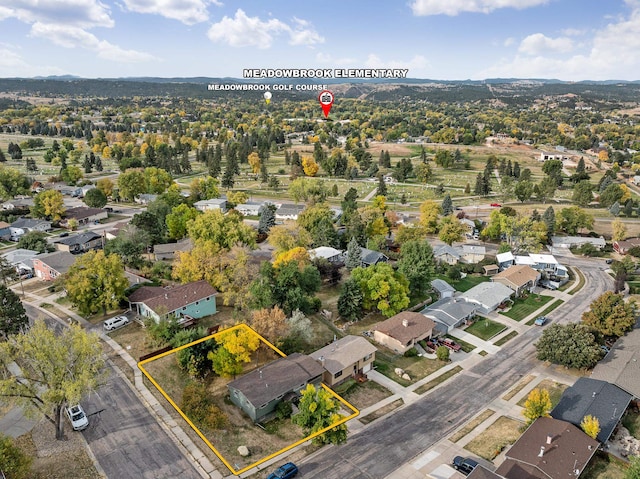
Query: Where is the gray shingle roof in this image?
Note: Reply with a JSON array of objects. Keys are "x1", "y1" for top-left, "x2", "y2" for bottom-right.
[
  {"x1": 421, "y1": 297, "x2": 478, "y2": 329},
  {"x1": 430, "y1": 279, "x2": 456, "y2": 295},
  {"x1": 309, "y1": 335, "x2": 377, "y2": 374},
  {"x1": 55, "y1": 231, "x2": 101, "y2": 247},
  {"x1": 460, "y1": 282, "x2": 513, "y2": 311},
  {"x1": 550, "y1": 377, "x2": 632, "y2": 443},
  {"x1": 360, "y1": 247, "x2": 388, "y2": 265},
  {"x1": 434, "y1": 244, "x2": 461, "y2": 259},
  {"x1": 591, "y1": 327, "x2": 640, "y2": 398},
  {"x1": 35, "y1": 250, "x2": 76, "y2": 274},
  {"x1": 228, "y1": 353, "x2": 324, "y2": 406}
]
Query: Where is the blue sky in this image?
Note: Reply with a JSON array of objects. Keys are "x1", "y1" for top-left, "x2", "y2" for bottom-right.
[{"x1": 1, "y1": 0, "x2": 639, "y2": 80}]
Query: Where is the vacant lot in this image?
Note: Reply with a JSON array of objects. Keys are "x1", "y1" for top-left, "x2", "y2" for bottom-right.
[
  {"x1": 464, "y1": 416, "x2": 524, "y2": 461},
  {"x1": 465, "y1": 319, "x2": 506, "y2": 341},
  {"x1": 337, "y1": 379, "x2": 393, "y2": 410}
]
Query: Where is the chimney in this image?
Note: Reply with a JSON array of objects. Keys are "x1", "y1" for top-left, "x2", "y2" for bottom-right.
[
  {"x1": 319, "y1": 356, "x2": 325, "y2": 367},
  {"x1": 402, "y1": 319, "x2": 409, "y2": 327},
  {"x1": 538, "y1": 446, "x2": 545, "y2": 457},
  {"x1": 546, "y1": 435, "x2": 553, "y2": 445}
]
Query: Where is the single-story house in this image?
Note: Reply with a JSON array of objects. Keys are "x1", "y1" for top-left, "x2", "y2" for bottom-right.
[
  {"x1": 104, "y1": 221, "x2": 129, "y2": 241},
  {"x1": 32, "y1": 251, "x2": 76, "y2": 281},
  {"x1": 275, "y1": 203, "x2": 305, "y2": 221},
  {"x1": 373, "y1": 311, "x2": 436, "y2": 354},
  {"x1": 228, "y1": 353, "x2": 324, "y2": 423},
  {"x1": 496, "y1": 251, "x2": 515, "y2": 270},
  {"x1": 430, "y1": 279, "x2": 456, "y2": 299},
  {"x1": 1, "y1": 248, "x2": 39, "y2": 275},
  {"x1": 539, "y1": 151, "x2": 565, "y2": 162},
  {"x1": 421, "y1": 297, "x2": 478, "y2": 334},
  {"x1": 194, "y1": 198, "x2": 227, "y2": 213},
  {"x1": 360, "y1": 248, "x2": 389, "y2": 267},
  {"x1": 309, "y1": 335, "x2": 377, "y2": 387},
  {"x1": 591, "y1": 327, "x2": 640, "y2": 399},
  {"x1": 613, "y1": 238, "x2": 640, "y2": 255},
  {"x1": 127, "y1": 279, "x2": 217, "y2": 322},
  {"x1": 434, "y1": 244, "x2": 461, "y2": 265},
  {"x1": 235, "y1": 202, "x2": 265, "y2": 216},
  {"x1": 460, "y1": 282, "x2": 513, "y2": 314},
  {"x1": 10, "y1": 218, "x2": 52, "y2": 241},
  {"x1": 308, "y1": 246, "x2": 343, "y2": 264},
  {"x1": 61, "y1": 207, "x2": 108, "y2": 227},
  {"x1": 495, "y1": 417, "x2": 598, "y2": 479},
  {"x1": 552, "y1": 235, "x2": 606, "y2": 250},
  {"x1": 491, "y1": 265, "x2": 541, "y2": 297},
  {"x1": 550, "y1": 377, "x2": 632, "y2": 444},
  {"x1": 0, "y1": 221, "x2": 10, "y2": 241},
  {"x1": 55, "y1": 231, "x2": 103, "y2": 254},
  {"x1": 461, "y1": 245, "x2": 486, "y2": 264},
  {"x1": 460, "y1": 218, "x2": 476, "y2": 232},
  {"x1": 135, "y1": 193, "x2": 158, "y2": 205},
  {"x1": 153, "y1": 238, "x2": 193, "y2": 261},
  {"x1": 81, "y1": 184, "x2": 96, "y2": 197},
  {"x1": 2, "y1": 198, "x2": 34, "y2": 210},
  {"x1": 483, "y1": 264, "x2": 499, "y2": 276}
]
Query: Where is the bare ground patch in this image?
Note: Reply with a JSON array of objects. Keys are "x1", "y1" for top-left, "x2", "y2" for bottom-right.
[{"x1": 464, "y1": 416, "x2": 524, "y2": 461}]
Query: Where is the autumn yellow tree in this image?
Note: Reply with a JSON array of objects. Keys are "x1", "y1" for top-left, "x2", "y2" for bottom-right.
[
  {"x1": 208, "y1": 327, "x2": 261, "y2": 378},
  {"x1": 580, "y1": 415, "x2": 600, "y2": 439},
  {"x1": 250, "y1": 307, "x2": 287, "y2": 343},
  {"x1": 248, "y1": 152, "x2": 261, "y2": 174},
  {"x1": 267, "y1": 223, "x2": 313, "y2": 255},
  {"x1": 302, "y1": 156, "x2": 319, "y2": 177},
  {"x1": 419, "y1": 200, "x2": 442, "y2": 234},
  {"x1": 523, "y1": 388, "x2": 552, "y2": 425},
  {"x1": 273, "y1": 247, "x2": 311, "y2": 269},
  {"x1": 612, "y1": 218, "x2": 627, "y2": 242},
  {"x1": 598, "y1": 150, "x2": 610, "y2": 162}
]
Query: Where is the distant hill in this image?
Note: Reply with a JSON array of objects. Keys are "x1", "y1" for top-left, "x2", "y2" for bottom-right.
[{"x1": 0, "y1": 76, "x2": 639, "y2": 104}]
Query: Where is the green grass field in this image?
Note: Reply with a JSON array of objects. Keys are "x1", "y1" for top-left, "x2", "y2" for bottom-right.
[
  {"x1": 465, "y1": 319, "x2": 507, "y2": 340},
  {"x1": 502, "y1": 294, "x2": 553, "y2": 321}
]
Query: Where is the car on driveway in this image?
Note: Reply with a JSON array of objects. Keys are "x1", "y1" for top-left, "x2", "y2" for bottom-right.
[
  {"x1": 267, "y1": 462, "x2": 298, "y2": 479},
  {"x1": 440, "y1": 338, "x2": 461, "y2": 352},
  {"x1": 452, "y1": 456, "x2": 478, "y2": 475},
  {"x1": 490, "y1": 203, "x2": 502, "y2": 207},
  {"x1": 534, "y1": 316, "x2": 548, "y2": 326},
  {"x1": 66, "y1": 404, "x2": 89, "y2": 431},
  {"x1": 103, "y1": 315, "x2": 130, "y2": 331}
]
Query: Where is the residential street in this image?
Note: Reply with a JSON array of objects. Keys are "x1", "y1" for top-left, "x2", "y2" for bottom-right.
[
  {"x1": 23, "y1": 304, "x2": 203, "y2": 479},
  {"x1": 298, "y1": 257, "x2": 613, "y2": 479}
]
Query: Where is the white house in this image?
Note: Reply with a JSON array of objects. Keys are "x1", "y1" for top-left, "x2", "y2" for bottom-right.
[{"x1": 194, "y1": 198, "x2": 227, "y2": 213}]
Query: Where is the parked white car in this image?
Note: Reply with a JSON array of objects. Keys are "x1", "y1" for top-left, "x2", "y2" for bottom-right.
[
  {"x1": 66, "y1": 404, "x2": 89, "y2": 431},
  {"x1": 103, "y1": 315, "x2": 130, "y2": 331}
]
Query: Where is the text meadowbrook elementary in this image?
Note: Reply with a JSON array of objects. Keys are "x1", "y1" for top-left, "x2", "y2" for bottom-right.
[{"x1": 242, "y1": 68, "x2": 410, "y2": 79}]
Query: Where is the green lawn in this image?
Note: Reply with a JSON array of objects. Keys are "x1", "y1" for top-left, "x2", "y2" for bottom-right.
[
  {"x1": 465, "y1": 319, "x2": 507, "y2": 341},
  {"x1": 433, "y1": 274, "x2": 490, "y2": 293},
  {"x1": 373, "y1": 350, "x2": 447, "y2": 386},
  {"x1": 502, "y1": 294, "x2": 553, "y2": 321}
]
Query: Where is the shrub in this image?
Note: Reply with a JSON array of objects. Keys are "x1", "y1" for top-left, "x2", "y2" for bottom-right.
[
  {"x1": 436, "y1": 345, "x2": 450, "y2": 362},
  {"x1": 181, "y1": 382, "x2": 227, "y2": 430},
  {"x1": 0, "y1": 433, "x2": 31, "y2": 479},
  {"x1": 404, "y1": 347, "x2": 419, "y2": 357},
  {"x1": 275, "y1": 401, "x2": 293, "y2": 420}
]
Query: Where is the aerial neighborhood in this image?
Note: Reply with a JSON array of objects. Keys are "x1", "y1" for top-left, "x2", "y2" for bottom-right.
[{"x1": 1, "y1": 75, "x2": 640, "y2": 479}]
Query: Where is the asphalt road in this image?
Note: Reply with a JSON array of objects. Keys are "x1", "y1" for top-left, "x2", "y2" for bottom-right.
[
  {"x1": 24, "y1": 304, "x2": 203, "y2": 479},
  {"x1": 299, "y1": 259, "x2": 613, "y2": 479}
]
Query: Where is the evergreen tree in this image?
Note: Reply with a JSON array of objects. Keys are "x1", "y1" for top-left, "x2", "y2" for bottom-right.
[
  {"x1": 499, "y1": 158, "x2": 506, "y2": 176},
  {"x1": 0, "y1": 285, "x2": 29, "y2": 338},
  {"x1": 624, "y1": 200, "x2": 634, "y2": 217},
  {"x1": 284, "y1": 150, "x2": 291, "y2": 165},
  {"x1": 83, "y1": 154, "x2": 92, "y2": 173},
  {"x1": 337, "y1": 278, "x2": 363, "y2": 322},
  {"x1": 377, "y1": 174, "x2": 387, "y2": 197},
  {"x1": 95, "y1": 155, "x2": 103, "y2": 172},
  {"x1": 441, "y1": 194, "x2": 453, "y2": 216},
  {"x1": 531, "y1": 209, "x2": 541, "y2": 222},
  {"x1": 542, "y1": 206, "x2": 555, "y2": 239},
  {"x1": 0, "y1": 149, "x2": 6, "y2": 162},
  {"x1": 609, "y1": 201, "x2": 621, "y2": 216},
  {"x1": 420, "y1": 146, "x2": 427, "y2": 163},
  {"x1": 345, "y1": 237, "x2": 362, "y2": 270},
  {"x1": 474, "y1": 172, "x2": 485, "y2": 196},
  {"x1": 258, "y1": 204, "x2": 276, "y2": 235},
  {"x1": 513, "y1": 161, "x2": 521, "y2": 178},
  {"x1": 221, "y1": 165, "x2": 235, "y2": 189},
  {"x1": 464, "y1": 182, "x2": 471, "y2": 194}
]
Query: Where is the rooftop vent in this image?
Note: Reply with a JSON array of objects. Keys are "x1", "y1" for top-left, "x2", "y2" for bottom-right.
[
  {"x1": 402, "y1": 319, "x2": 409, "y2": 327},
  {"x1": 538, "y1": 446, "x2": 545, "y2": 457}
]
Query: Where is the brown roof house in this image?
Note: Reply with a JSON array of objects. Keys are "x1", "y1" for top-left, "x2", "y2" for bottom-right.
[
  {"x1": 309, "y1": 335, "x2": 377, "y2": 387},
  {"x1": 613, "y1": 237, "x2": 640, "y2": 255},
  {"x1": 496, "y1": 417, "x2": 598, "y2": 479},
  {"x1": 373, "y1": 311, "x2": 436, "y2": 354},
  {"x1": 228, "y1": 353, "x2": 324, "y2": 423},
  {"x1": 491, "y1": 265, "x2": 540, "y2": 297},
  {"x1": 61, "y1": 206, "x2": 108, "y2": 228},
  {"x1": 591, "y1": 327, "x2": 640, "y2": 399},
  {"x1": 127, "y1": 280, "x2": 217, "y2": 323}
]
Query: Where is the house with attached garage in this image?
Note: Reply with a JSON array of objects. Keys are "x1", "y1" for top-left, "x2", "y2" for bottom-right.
[
  {"x1": 613, "y1": 237, "x2": 640, "y2": 255},
  {"x1": 227, "y1": 353, "x2": 324, "y2": 423},
  {"x1": 552, "y1": 235, "x2": 606, "y2": 250},
  {"x1": 433, "y1": 244, "x2": 461, "y2": 265},
  {"x1": 61, "y1": 207, "x2": 108, "y2": 228},
  {"x1": 127, "y1": 279, "x2": 217, "y2": 323},
  {"x1": 360, "y1": 247, "x2": 389, "y2": 267},
  {"x1": 194, "y1": 198, "x2": 227, "y2": 213},
  {"x1": 32, "y1": 250, "x2": 76, "y2": 281},
  {"x1": 459, "y1": 281, "x2": 513, "y2": 314},
  {"x1": 550, "y1": 377, "x2": 632, "y2": 444},
  {"x1": 309, "y1": 335, "x2": 377, "y2": 387},
  {"x1": 153, "y1": 238, "x2": 193, "y2": 261},
  {"x1": 275, "y1": 203, "x2": 305, "y2": 221},
  {"x1": 54, "y1": 231, "x2": 103, "y2": 254},
  {"x1": 491, "y1": 264, "x2": 540, "y2": 297},
  {"x1": 373, "y1": 311, "x2": 436, "y2": 354},
  {"x1": 2, "y1": 248, "x2": 39, "y2": 276},
  {"x1": 10, "y1": 218, "x2": 52, "y2": 241},
  {"x1": 421, "y1": 297, "x2": 478, "y2": 334}
]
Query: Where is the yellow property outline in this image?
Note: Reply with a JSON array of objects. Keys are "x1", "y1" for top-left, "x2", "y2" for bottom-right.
[{"x1": 138, "y1": 323, "x2": 359, "y2": 476}]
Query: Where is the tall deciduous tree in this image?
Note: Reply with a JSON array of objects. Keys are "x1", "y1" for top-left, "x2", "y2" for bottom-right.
[
  {"x1": 351, "y1": 263, "x2": 409, "y2": 317},
  {"x1": 0, "y1": 321, "x2": 106, "y2": 440},
  {"x1": 572, "y1": 181, "x2": 594, "y2": 207},
  {"x1": 612, "y1": 218, "x2": 627, "y2": 242},
  {"x1": 0, "y1": 433, "x2": 31, "y2": 479},
  {"x1": 250, "y1": 307, "x2": 287, "y2": 343},
  {"x1": 419, "y1": 200, "x2": 441, "y2": 234},
  {"x1": 208, "y1": 327, "x2": 260, "y2": 378},
  {"x1": 65, "y1": 250, "x2": 128, "y2": 316},
  {"x1": 523, "y1": 388, "x2": 551, "y2": 425},
  {"x1": 166, "y1": 204, "x2": 199, "y2": 240},
  {"x1": 582, "y1": 292, "x2": 636, "y2": 337},
  {"x1": 535, "y1": 323, "x2": 602, "y2": 369},
  {"x1": 267, "y1": 223, "x2": 312, "y2": 255},
  {"x1": 558, "y1": 206, "x2": 594, "y2": 235},
  {"x1": 83, "y1": 188, "x2": 107, "y2": 208},
  {"x1": 31, "y1": 190, "x2": 65, "y2": 221},
  {"x1": 117, "y1": 168, "x2": 146, "y2": 201},
  {"x1": 438, "y1": 215, "x2": 466, "y2": 245},
  {"x1": 0, "y1": 285, "x2": 28, "y2": 338},
  {"x1": 397, "y1": 240, "x2": 435, "y2": 295},
  {"x1": 292, "y1": 384, "x2": 348, "y2": 445},
  {"x1": 17, "y1": 231, "x2": 53, "y2": 254},
  {"x1": 187, "y1": 210, "x2": 256, "y2": 250}
]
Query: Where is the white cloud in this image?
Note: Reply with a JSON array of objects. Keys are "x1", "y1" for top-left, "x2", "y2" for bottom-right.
[
  {"x1": 503, "y1": 37, "x2": 515, "y2": 47},
  {"x1": 410, "y1": 0, "x2": 548, "y2": 16},
  {"x1": 30, "y1": 22, "x2": 156, "y2": 63},
  {"x1": 480, "y1": 3, "x2": 640, "y2": 80},
  {"x1": 0, "y1": 0, "x2": 113, "y2": 28},
  {"x1": 364, "y1": 54, "x2": 429, "y2": 71},
  {"x1": 519, "y1": 33, "x2": 573, "y2": 55},
  {"x1": 561, "y1": 28, "x2": 586, "y2": 37},
  {"x1": 121, "y1": 0, "x2": 219, "y2": 25},
  {"x1": 207, "y1": 9, "x2": 323, "y2": 48},
  {"x1": 0, "y1": 48, "x2": 67, "y2": 77}
]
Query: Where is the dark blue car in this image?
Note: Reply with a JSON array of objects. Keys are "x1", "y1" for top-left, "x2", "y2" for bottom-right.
[{"x1": 267, "y1": 462, "x2": 299, "y2": 479}]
